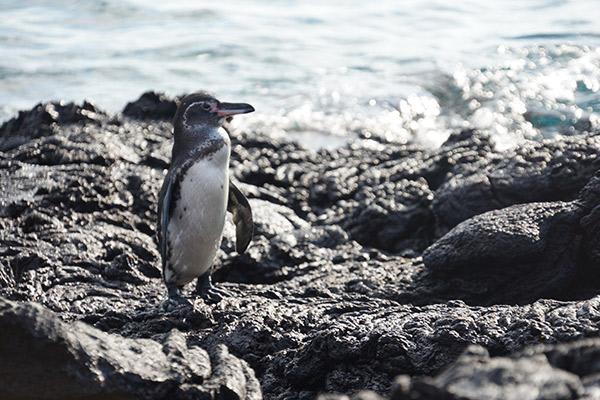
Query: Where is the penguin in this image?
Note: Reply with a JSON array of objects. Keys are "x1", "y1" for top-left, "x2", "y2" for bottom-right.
[{"x1": 157, "y1": 92, "x2": 254, "y2": 305}]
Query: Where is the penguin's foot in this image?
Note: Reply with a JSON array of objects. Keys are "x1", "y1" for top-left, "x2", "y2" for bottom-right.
[
  {"x1": 160, "y1": 284, "x2": 192, "y2": 311},
  {"x1": 196, "y1": 274, "x2": 230, "y2": 304}
]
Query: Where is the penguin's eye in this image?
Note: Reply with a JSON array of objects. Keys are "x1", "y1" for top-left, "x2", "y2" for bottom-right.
[{"x1": 201, "y1": 103, "x2": 212, "y2": 111}]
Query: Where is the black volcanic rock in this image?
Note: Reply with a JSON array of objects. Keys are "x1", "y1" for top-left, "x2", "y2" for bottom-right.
[
  {"x1": 1, "y1": 94, "x2": 600, "y2": 399},
  {"x1": 423, "y1": 167, "x2": 600, "y2": 305},
  {"x1": 339, "y1": 178, "x2": 435, "y2": 253},
  {"x1": 432, "y1": 134, "x2": 600, "y2": 232},
  {"x1": 391, "y1": 339, "x2": 600, "y2": 399},
  {"x1": 422, "y1": 201, "x2": 583, "y2": 304},
  {"x1": 391, "y1": 345, "x2": 584, "y2": 400},
  {"x1": 0, "y1": 100, "x2": 105, "y2": 151},
  {"x1": 123, "y1": 91, "x2": 180, "y2": 120},
  {"x1": 0, "y1": 297, "x2": 260, "y2": 400}
]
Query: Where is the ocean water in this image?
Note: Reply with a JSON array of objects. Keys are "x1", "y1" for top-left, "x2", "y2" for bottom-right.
[{"x1": 1, "y1": 0, "x2": 600, "y2": 149}]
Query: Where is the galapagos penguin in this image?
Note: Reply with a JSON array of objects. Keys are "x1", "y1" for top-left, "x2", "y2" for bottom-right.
[{"x1": 157, "y1": 92, "x2": 254, "y2": 305}]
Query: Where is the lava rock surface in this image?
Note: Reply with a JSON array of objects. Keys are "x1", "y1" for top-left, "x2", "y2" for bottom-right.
[
  {"x1": 1, "y1": 92, "x2": 600, "y2": 399},
  {"x1": 0, "y1": 297, "x2": 260, "y2": 400}
]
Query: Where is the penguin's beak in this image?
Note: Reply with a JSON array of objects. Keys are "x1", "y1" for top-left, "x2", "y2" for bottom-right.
[{"x1": 217, "y1": 102, "x2": 255, "y2": 117}]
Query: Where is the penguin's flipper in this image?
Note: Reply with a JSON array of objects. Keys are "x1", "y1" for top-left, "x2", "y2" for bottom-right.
[
  {"x1": 228, "y1": 180, "x2": 253, "y2": 253},
  {"x1": 158, "y1": 170, "x2": 175, "y2": 272}
]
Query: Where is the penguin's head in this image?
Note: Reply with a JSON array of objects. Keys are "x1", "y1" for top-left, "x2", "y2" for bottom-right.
[{"x1": 174, "y1": 91, "x2": 255, "y2": 131}]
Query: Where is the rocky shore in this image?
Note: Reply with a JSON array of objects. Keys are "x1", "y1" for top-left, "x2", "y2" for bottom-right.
[{"x1": 1, "y1": 92, "x2": 600, "y2": 400}]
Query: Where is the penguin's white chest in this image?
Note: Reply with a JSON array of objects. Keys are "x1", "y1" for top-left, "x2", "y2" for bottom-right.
[{"x1": 166, "y1": 146, "x2": 229, "y2": 285}]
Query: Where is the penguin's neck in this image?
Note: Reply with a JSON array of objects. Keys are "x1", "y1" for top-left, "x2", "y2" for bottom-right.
[{"x1": 172, "y1": 125, "x2": 230, "y2": 167}]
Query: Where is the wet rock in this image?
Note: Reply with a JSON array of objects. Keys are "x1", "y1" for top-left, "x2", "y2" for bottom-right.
[{"x1": 0, "y1": 297, "x2": 260, "y2": 400}]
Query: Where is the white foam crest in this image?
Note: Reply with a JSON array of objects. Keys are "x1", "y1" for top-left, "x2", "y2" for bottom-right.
[
  {"x1": 437, "y1": 45, "x2": 600, "y2": 151},
  {"x1": 231, "y1": 94, "x2": 452, "y2": 150}
]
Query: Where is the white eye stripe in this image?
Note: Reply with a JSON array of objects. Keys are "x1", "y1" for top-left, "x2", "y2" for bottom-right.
[
  {"x1": 182, "y1": 101, "x2": 215, "y2": 129},
  {"x1": 185, "y1": 101, "x2": 215, "y2": 112}
]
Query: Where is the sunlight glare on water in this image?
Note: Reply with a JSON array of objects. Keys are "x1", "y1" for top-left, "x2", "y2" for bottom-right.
[{"x1": 1, "y1": 0, "x2": 600, "y2": 149}]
